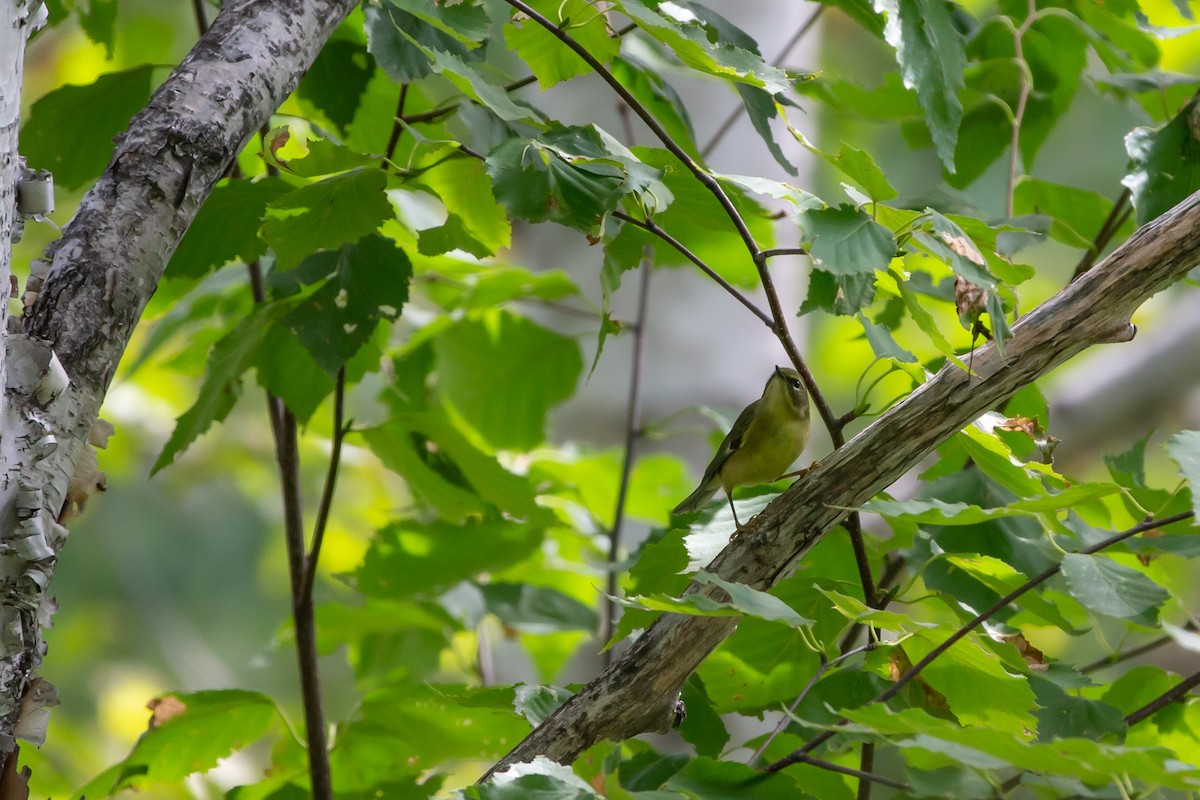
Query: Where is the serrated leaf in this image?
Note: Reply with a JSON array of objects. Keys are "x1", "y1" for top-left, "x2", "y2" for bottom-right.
[
  {"x1": 365, "y1": 3, "x2": 481, "y2": 84},
  {"x1": 262, "y1": 169, "x2": 394, "y2": 268},
  {"x1": 168, "y1": 178, "x2": 290, "y2": 278},
  {"x1": 793, "y1": 133, "x2": 897, "y2": 201},
  {"x1": 250, "y1": 321, "x2": 334, "y2": 424},
  {"x1": 280, "y1": 234, "x2": 412, "y2": 373},
  {"x1": 81, "y1": 690, "x2": 278, "y2": 796},
  {"x1": 613, "y1": 0, "x2": 792, "y2": 94},
  {"x1": 504, "y1": 0, "x2": 620, "y2": 89},
  {"x1": 434, "y1": 310, "x2": 582, "y2": 450},
  {"x1": 1060, "y1": 553, "x2": 1169, "y2": 627},
  {"x1": 799, "y1": 205, "x2": 896, "y2": 275},
  {"x1": 876, "y1": 0, "x2": 965, "y2": 171},
  {"x1": 152, "y1": 308, "x2": 275, "y2": 474},
  {"x1": 20, "y1": 66, "x2": 157, "y2": 189},
  {"x1": 799, "y1": 269, "x2": 876, "y2": 316},
  {"x1": 412, "y1": 152, "x2": 511, "y2": 255}
]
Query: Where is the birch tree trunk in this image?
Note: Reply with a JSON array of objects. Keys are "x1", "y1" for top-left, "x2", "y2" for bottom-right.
[{"x1": 0, "y1": 0, "x2": 357, "y2": 767}]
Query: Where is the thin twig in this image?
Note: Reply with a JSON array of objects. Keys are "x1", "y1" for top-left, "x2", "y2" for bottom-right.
[
  {"x1": 602, "y1": 259, "x2": 652, "y2": 665},
  {"x1": 761, "y1": 247, "x2": 809, "y2": 260},
  {"x1": 748, "y1": 642, "x2": 877, "y2": 765},
  {"x1": 299, "y1": 367, "x2": 347, "y2": 603},
  {"x1": 700, "y1": 6, "x2": 824, "y2": 158},
  {"x1": 1125, "y1": 669, "x2": 1200, "y2": 726},
  {"x1": 247, "y1": 128, "x2": 333, "y2": 800},
  {"x1": 501, "y1": 0, "x2": 761, "y2": 259},
  {"x1": 790, "y1": 752, "x2": 910, "y2": 792},
  {"x1": 612, "y1": 213, "x2": 771, "y2": 326},
  {"x1": 382, "y1": 84, "x2": 409, "y2": 169},
  {"x1": 998, "y1": 665, "x2": 1200, "y2": 794},
  {"x1": 1071, "y1": 188, "x2": 1133, "y2": 281},
  {"x1": 765, "y1": 511, "x2": 1196, "y2": 773},
  {"x1": 191, "y1": 0, "x2": 209, "y2": 34},
  {"x1": 1005, "y1": 2, "x2": 1037, "y2": 218}
]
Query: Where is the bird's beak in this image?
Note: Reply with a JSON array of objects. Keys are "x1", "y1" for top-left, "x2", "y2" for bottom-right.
[{"x1": 774, "y1": 365, "x2": 785, "y2": 379}]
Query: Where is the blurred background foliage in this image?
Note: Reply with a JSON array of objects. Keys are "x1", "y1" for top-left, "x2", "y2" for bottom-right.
[{"x1": 11, "y1": 0, "x2": 1200, "y2": 797}]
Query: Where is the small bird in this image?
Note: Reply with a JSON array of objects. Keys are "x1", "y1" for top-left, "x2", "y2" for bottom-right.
[{"x1": 673, "y1": 366, "x2": 810, "y2": 529}]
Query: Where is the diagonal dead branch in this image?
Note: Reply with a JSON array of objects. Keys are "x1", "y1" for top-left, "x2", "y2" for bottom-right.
[{"x1": 479, "y1": 189, "x2": 1200, "y2": 780}]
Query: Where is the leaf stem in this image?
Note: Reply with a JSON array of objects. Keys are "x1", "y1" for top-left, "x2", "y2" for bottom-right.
[{"x1": 602, "y1": 258, "x2": 652, "y2": 664}]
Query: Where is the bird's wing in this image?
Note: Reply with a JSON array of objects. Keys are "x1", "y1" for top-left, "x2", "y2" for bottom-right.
[{"x1": 699, "y1": 399, "x2": 759, "y2": 485}]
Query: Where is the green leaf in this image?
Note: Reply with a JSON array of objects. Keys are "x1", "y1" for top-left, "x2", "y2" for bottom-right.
[
  {"x1": 504, "y1": 0, "x2": 621, "y2": 89},
  {"x1": 86, "y1": 690, "x2": 278, "y2": 794},
  {"x1": 362, "y1": 411, "x2": 542, "y2": 522},
  {"x1": 679, "y1": 675, "x2": 729, "y2": 758},
  {"x1": 478, "y1": 583, "x2": 598, "y2": 634},
  {"x1": 1030, "y1": 676, "x2": 1126, "y2": 742},
  {"x1": 280, "y1": 234, "x2": 412, "y2": 373},
  {"x1": 613, "y1": 0, "x2": 792, "y2": 94},
  {"x1": 611, "y1": 56, "x2": 699, "y2": 158},
  {"x1": 1124, "y1": 97, "x2": 1200, "y2": 225},
  {"x1": 20, "y1": 66, "x2": 157, "y2": 189},
  {"x1": 434, "y1": 310, "x2": 583, "y2": 450},
  {"x1": 262, "y1": 168, "x2": 394, "y2": 268},
  {"x1": 466, "y1": 772, "x2": 598, "y2": 799},
  {"x1": 168, "y1": 178, "x2": 291, "y2": 278},
  {"x1": 487, "y1": 125, "x2": 667, "y2": 234},
  {"x1": 412, "y1": 152, "x2": 511, "y2": 257},
  {"x1": 798, "y1": 205, "x2": 896, "y2": 275},
  {"x1": 364, "y1": 3, "x2": 482, "y2": 84},
  {"x1": 792, "y1": 133, "x2": 897, "y2": 201},
  {"x1": 1060, "y1": 553, "x2": 1169, "y2": 627},
  {"x1": 355, "y1": 519, "x2": 545, "y2": 599},
  {"x1": 1013, "y1": 177, "x2": 1119, "y2": 251},
  {"x1": 888, "y1": 269, "x2": 967, "y2": 369},
  {"x1": 877, "y1": 0, "x2": 965, "y2": 171},
  {"x1": 696, "y1": 571, "x2": 814, "y2": 627},
  {"x1": 251, "y1": 321, "x2": 334, "y2": 424},
  {"x1": 844, "y1": 704, "x2": 1200, "y2": 789},
  {"x1": 737, "y1": 85, "x2": 797, "y2": 176},
  {"x1": 1167, "y1": 429, "x2": 1200, "y2": 519},
  {"x1": 857, "y1": 313, "x2": 916, "y2": 362},
  {"x1": 289, "y1": 137, "x2": 378, "y2": 178},
  {"x1": 799, "y1": 269, "x2": 876, "y2": 316},
  {"x1": 152, "y1": 308, "x2": 275, "y2": 474},
  {"x1": 902, "y1": 632, "x2": 1038, "y2": 736},
  {"x1": 297, "y1": 37, "x2": 373, "y2": 134},
  {"x1": 513, "y1": 684, "x2": 574, "y2": 726}
]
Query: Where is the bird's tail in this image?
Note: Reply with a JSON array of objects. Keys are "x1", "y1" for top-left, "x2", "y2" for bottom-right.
[{"x1": 672, "y1": 480, "x2": 719, "y2": 516}]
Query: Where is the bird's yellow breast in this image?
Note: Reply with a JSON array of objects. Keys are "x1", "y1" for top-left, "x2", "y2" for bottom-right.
[{"x1": 718, "y1": 411, "x2": 809, "y2": 492}]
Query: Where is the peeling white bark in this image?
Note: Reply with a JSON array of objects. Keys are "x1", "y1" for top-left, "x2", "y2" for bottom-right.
[
  {"x1": 0, "y1": 0, "x2": 358, "y2": 751},
  {"x1": 481, "y1": 189, "x2": 1200, "y2": 780}
]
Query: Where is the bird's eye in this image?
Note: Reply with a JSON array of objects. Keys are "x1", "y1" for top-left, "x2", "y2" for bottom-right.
[{"x1": 790, "y1": 379, "x2": 801, "y2": 390}]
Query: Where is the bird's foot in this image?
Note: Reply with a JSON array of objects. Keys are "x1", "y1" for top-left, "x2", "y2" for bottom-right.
[{"x1": 777, "y1": 460, "x2": 821, "y2": 481}]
